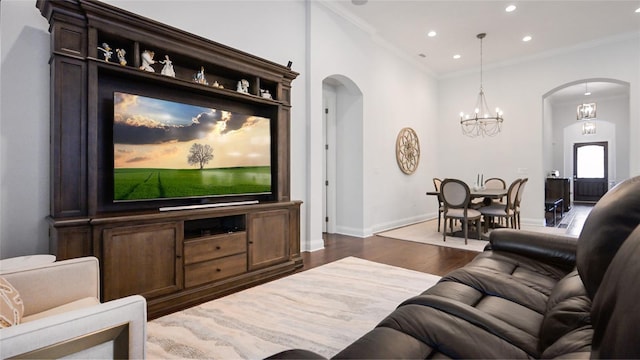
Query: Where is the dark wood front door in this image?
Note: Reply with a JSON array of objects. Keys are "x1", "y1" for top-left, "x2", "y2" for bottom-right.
[{"x1": 573, "y1": 141, "x2": 608, "y2": 202}]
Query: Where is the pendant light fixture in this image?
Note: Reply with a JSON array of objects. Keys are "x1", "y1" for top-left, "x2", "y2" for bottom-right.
[
  {"x1": 459, "y1": 33, "x2": 503, "y2": 137},
  {"x1": 577, "y1": 82, "x2": 597, "y2": 120}
]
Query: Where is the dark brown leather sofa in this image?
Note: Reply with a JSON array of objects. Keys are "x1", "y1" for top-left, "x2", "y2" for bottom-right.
[{"x1": 268, "y1": 176, "x2": 640, "y2": 359}]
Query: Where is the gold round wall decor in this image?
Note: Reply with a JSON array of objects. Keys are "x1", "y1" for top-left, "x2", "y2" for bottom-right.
[{"x1": 395, "y1": 127, "x2": 420, "y2": 174}]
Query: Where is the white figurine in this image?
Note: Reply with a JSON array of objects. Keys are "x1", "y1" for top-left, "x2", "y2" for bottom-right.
[
  {"x1": 116, "y1": 48, "x2": 127, "y2": 66},
  {"x1": 260, "y1": 89, "x2": 272, "y2": 99},
  {"x1": 97, "y1": 42, "x2": 113, "y2": 62},
  {"x1": 159, "y1": 55, "x2": 175, "y2": 77},
  {"x1": 212, "y1": 81, "x2": 224, "y2": 89},
  {"x1": 193, "y1": 66, "x2": 208, "y2": 85},
  {"x1": 139, "y1": 50, "x2": 155, "y2": 72},
  {"x1": 237, "y1": 79, "x2": 250, "y2": 94}
]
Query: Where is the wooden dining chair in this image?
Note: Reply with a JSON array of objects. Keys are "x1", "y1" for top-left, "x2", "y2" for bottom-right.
[
  {"x1": 440, "y1": 178, "x2": 482, "y2": 244},
  {"x1": 480, "y1": 177, "x2": 507, "y2": 219},
  {"x1": 514, "y1": 178, "x2": 528, "y2": 229},
  {"x1": 433, "y1": 178, "x2": 444, "y2": 232},
  {"x1": 484, "y1": 177, "x2": 506, "y2": 197},
  {"x1": 478, "y1": 178, "x2": 522, "y2": 232}
]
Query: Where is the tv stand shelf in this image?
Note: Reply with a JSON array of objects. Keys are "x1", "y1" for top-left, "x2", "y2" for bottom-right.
[
  {"x1": 184, "y1": 214, "x2": 246, "y2": 239},
  {"x1": 38, "y1": 0, "x2": 301, "y2": 319}
]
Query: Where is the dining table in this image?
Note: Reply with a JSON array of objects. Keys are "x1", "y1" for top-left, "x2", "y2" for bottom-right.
[{"x1": 426, "y1": 187, "x2": 507, "y2": 199}]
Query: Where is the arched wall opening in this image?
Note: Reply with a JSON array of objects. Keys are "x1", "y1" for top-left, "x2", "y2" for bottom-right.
[
  {"x1": 542, "y1": 78, "x2": 630, "y2": 210},
  {"x1": 321, "y1": 74, "x2": 364, "y2": 237}
]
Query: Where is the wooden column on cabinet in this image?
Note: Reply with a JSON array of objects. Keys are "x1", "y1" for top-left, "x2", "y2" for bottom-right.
[{"x1": 48, "y1": 219, "x2": 92, "y2": 261}]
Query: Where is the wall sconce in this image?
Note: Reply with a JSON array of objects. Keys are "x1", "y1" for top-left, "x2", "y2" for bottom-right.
[
  {"x1": 582, "y1": 121, "x2": 596, "y2": 135},
  {"x1": 577, "y1": 103, "x2": 597, "y2": 120}
]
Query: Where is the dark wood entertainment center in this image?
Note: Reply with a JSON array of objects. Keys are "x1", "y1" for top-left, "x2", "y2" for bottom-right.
[{"x1": 37, "y1": 0, "x2": 301, "y2": 319}]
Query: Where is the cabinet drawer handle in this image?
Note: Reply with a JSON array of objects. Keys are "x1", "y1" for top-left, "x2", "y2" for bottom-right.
[
  {"x1": 216, "y1": 246, "x2": 221, "y2": 250},
  {"x1": 216, "y1": 268, "x2": 222, "y2": 272}
]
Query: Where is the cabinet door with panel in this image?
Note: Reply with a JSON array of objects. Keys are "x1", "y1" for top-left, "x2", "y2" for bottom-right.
[
  {"x1": 101, "y1": 222, "x2": 183, "y2": 301},
  {"x1": 247, "y1": 210, "x2": 289, "y2": 270}
]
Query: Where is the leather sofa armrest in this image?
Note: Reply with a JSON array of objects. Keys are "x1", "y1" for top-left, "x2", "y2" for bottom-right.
[
  {"x1": 2, "y1": 257, "x2": 100, "y2": 317},
  {"x1": 0, "y1": 295, "x2": 147, "y2": 359},
  {"x1": 488, "y1": 229, "x2": 578, "y2": 269},
  {"x1": 265, "y1": 349, "x2": 327, "y2": 359}
]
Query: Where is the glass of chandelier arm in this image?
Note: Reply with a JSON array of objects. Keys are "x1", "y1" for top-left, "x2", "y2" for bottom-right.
[{"x1": 460, "y1": 87, "x2": 503, "y2": 137}]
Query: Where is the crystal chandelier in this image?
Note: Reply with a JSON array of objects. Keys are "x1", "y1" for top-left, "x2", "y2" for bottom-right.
[{"x1": 459, "y1": 33, "x2": 503, "y2": 137}]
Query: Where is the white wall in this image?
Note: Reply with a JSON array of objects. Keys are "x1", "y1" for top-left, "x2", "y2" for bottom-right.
[
  {"x1": 334, "y1": 82, "x2": 364, "y2": 236},
  {"x1": 438, "y1": 34, "x2": 640, "y2": 226},
  {"x1": 543, "y1": 97, "x2": 555, "y2": 175},
  {"x1": 1, "y1": 0, "x2": 50, "y2": 257},
  {"x1": 307, "y1": 2, "x2": 440, "y2": 250}
]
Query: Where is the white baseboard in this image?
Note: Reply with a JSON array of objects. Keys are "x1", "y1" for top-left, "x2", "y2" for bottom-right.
[
  {"x1": 302, "y1": 237, "x2": 324, "y2": 252},
  {"x1": 370, "y1": 212, "x2": 436, "y2": 234},
  {"x1": 330, "y1": 212, "x2": 438, "y2": 238},
  {"x1": 335, "y1": 225, "x2": 368, "y2": 238}
]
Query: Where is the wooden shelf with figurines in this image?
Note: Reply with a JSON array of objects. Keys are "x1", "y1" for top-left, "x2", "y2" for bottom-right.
[{"x1": 94, "y1": 33, "x2": 281, "y2": 105}]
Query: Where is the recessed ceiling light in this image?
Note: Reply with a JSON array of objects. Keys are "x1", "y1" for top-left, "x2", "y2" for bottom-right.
[
  {"x1": 453, "y1": 54, "x2": 461, "y2": 59},
  {"x1": 505, "y1": 5, "x2": 517, "y2": 12},
  {"x1": 427, "y1": 30, "x2": 437, "y2": 37},
  {"x1": 636, "y1": 7, "x2": 640, "y2": 13},
  {"x1": 522, "y1": 35, "x2": 532, "y2": 42}
]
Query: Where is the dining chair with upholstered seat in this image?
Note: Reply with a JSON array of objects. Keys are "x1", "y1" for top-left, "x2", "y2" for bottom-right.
[
  {"x1": 478, "y1": 178, "x2": 522, "y2": 232},
  {"x1": 478, "y1": 176, "x2": 507, "y2": 219},
  {"x1": 440, "y1": 178, "x2": 482, "y2": 245},
  {"x1": 433, "y1": 178, "x2": 444, "y2": 232},
  {"x1": 514, "y1": 178, "x2": 528, "y2": 229}
]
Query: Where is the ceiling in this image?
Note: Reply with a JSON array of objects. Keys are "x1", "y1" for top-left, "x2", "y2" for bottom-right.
[
  {"x1": 327, "y1": 0, "x2": 640, "y2": 76},
  {"x1": 324, "y1": 1, "x2": 638, "y2": 103}
]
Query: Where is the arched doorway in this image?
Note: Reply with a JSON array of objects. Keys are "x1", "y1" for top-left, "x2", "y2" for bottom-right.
[
  {"x1": 322, "y1": 75, "x2": 364, "y2": 236},
  {"x1": 543, "y1": 78, "x2": 630, "y2": 211}
]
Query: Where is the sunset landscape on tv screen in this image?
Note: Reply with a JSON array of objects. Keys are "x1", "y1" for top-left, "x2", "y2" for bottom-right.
[{"x1": 113, "y1": 92, "x2": 271, "y2": 202}]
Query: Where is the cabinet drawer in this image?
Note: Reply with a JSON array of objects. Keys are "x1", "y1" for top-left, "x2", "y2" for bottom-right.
[
  {"x1": 184, "y1": 232, "x2": 246, "y2": 265},
  {"x1": 185, "y1": 253, "x2": 247, "y2": 288}
]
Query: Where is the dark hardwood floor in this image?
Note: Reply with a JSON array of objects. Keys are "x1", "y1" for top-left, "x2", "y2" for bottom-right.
[
  {"x1": 300, "y1": 233, "x2": 478, "y2": 276},
  {"x1": 302, "y1": 205, "x2": 593, "y2": 276}
]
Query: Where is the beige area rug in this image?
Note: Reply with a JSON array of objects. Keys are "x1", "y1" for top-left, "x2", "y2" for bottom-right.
[
  {"x1": 377, "y1": 219, "x2": 573, "y2": 253},
  {"x1": 147, "y1": 256, "x2": 441, "y2": 359}
]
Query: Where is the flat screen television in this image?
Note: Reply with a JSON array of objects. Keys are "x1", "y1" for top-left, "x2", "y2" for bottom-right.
[{"x1": 112, "y1": 91, "x2": 273, "y2": 204}]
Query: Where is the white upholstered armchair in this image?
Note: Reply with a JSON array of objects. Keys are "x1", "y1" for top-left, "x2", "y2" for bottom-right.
[{"x1": 0, "y1": 257, "x2": 146, "y2": 359}]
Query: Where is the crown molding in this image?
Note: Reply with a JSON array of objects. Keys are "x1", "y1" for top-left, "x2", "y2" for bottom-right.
[{"x1": 314, "y1": 0, "x2": 436, "y2": 77}]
